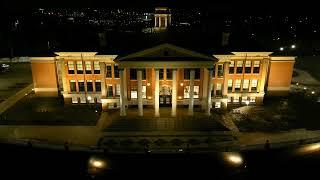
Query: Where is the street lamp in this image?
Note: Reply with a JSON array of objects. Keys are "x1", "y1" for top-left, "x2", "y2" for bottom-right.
[
  {"x1": 311, "y1": 91, "x2": 315, "y2": 94},
  {"x1": 280, "y1": 47, "x2": 284, "y2": 51},
  {"x1": 291, "y1": 44, "x2": 296, "y2": 49}
]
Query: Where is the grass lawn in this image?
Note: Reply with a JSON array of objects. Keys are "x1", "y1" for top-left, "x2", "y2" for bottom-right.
[
  {"x1": 231, "y1": 92, "x2": 320, "y2": 132},
  {"x1": 0, "y1": 94, "x2": 101, "y2": 126}
]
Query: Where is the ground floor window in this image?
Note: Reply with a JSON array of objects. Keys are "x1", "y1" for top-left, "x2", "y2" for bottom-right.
[
  {"x1": 215, "y1": 102, "x2": 221, "y2": 108},
  {"x1": 80, "y1": 96, "x2": 86, "y2": 103},
  {"x1": 72, "y1": 97, "x2": 78, "y2": 104},
  {"x1": 241, "y1": 96, "x2": 248, "y2": 104},
  {"x1": 227, "y1": 96, "x2": 232, "y2": 103},
  {"x1": 250, "y1": 96, "x2": 256, "y2": 103},
  {"x1": 131, "y1": 85, "x2": 137, "y2": 99},
  {"x1": 116, "y1": 84, "x2": 120, "y2": 97},
  {"x1": 233, "y1": 97, "x2": 239, "y2": 103},
  {"x1": 184, "y1": 86, "x2": 199, "y2": 99},
  {"x1": 142, "y1": 85, "x2": 146, "y2": 99}
]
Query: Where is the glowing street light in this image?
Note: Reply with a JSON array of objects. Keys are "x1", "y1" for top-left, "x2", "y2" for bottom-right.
[
  {"x1": 280, "y1": 47, "x2": 284, "y2": 51},
  {"x1": 223, "y1": 152, "x2": 243, "y2": 166},
  {"x1": 296, "y1": 82, "x2": 299, "y2": 86},
  {"x1": 311, "y1": 91, "x2": 315, "y2": 94},
  {"x1": 89, "y1": 157, "x2": 107, "y2": 169},
  {"x1": 304, "y1": 87, "x2": 307, "y2": 90},
  {"x1": 291, "y1": 44, "x2": 296, "y2": 49}
]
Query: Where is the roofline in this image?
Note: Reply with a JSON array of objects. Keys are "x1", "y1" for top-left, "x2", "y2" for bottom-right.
[{"x1": 55, "y1": 52, "x2": 98, "y2": 56}]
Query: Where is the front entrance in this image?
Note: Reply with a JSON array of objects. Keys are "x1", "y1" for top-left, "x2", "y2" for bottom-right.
[{"x1": 159, "y1": 85, "x2": 172, "y2": 106}]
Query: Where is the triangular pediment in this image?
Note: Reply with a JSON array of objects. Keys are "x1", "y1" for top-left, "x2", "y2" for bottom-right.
[{"x1": 116, "y1": 43, "x2": 217, "y2": 62}]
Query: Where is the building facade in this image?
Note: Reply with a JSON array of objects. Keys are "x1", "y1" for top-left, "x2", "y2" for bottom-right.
[{"x1": 30, "y1": 43, "x2": 295, "y2": 117}]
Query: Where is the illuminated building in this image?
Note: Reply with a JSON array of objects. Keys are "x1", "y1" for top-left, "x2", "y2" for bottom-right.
[{"x1": 30, "y1": 43, "x2": 295, "y2": 117}]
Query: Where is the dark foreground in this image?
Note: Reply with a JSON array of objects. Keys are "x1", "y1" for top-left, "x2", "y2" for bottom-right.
[{"x1": 0, "y1": 143, "x2": 319, "y2": 179}]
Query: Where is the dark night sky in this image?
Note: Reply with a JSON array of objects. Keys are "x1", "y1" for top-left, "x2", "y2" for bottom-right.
[{"x1": 1, "y1": 0, "x2": 318, "y2": 14}]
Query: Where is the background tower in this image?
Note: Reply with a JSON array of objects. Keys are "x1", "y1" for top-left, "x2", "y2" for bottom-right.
[{"x1": 154, "y1": 7, "x2": 171, "y2": 32}]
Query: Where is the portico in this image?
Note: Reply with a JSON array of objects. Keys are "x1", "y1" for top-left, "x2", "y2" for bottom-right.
[{"x1": 115, "y1": 43, "x2": 218, "y2": 117}]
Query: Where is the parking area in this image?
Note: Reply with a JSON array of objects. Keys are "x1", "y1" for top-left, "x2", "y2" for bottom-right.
[{"x1": 0, "y1": 63, "x2": 32, "y2": 102}]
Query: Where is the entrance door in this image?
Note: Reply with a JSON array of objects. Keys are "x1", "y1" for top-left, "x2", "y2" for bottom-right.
[{"x1": 159, "y1": 85, "x2": 172, "y2": 106}]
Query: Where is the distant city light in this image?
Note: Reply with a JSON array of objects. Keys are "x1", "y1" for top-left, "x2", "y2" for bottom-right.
[
  {"x1": 291, "y1": 44, "x2": 296, "y2": 49},
  {"x1": 280, "y1": 47, "x2": 284, "y2": 51},
  {"x1": 224, "y1": 152, "x2": 243, "y2": 165},
  {"x1": 311, "y1": 91, "x2": 315, "y2": 94},
  {"x1": 304, "y1": 87, "x2": 307, "y2": 90}
]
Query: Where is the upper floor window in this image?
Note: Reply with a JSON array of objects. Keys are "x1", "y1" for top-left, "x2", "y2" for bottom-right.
[
  {"x1": 78, "y1": 80, "x2": 85, "y2": 92},
  {"x1": 217, "y1": 64, "x2": 224, "y2": 77},
  {"x1": 253, "y1": 61, "x2": 260, "y2": 73},
  {"x1": 159, "y1": 69, "x2": 164, "y2": 80},
  {"x1": 94, "y1": 62, "x2": 100, "y2": 74},
  {"x1": 85, "y1": 61, "x2": 92, "y2": 74},
  {"x1": 184, "y1": 69, "x2": 190, "y2": 80},
  {"x1": 212, "y1": 65, "x2": 216, "y2": 78},
  {"x1": 106, "y1": 65, "x2": 112, "y2": 78},
  {"x1": 130, "y1": 68, "x2": 137, "y2": 80},
  {"x1": 67, "y1": 61, "x2": 75, "y2": 74},
  {"x1": 236, "y1": 61, "x2": 243, "y2": 74},
  {"x1": 195, "y1": 68, "x2": 200, "y2": 80},
  {"x1": 114, "y1": 65, "x2": 119, "y2": 78},
  {"x1": 229, "y1": 61, "x2": 234, "y2": 74},
  {"x1": 245, "y1": 61, "x2": 251, "y2": 73},
  {"x1": 107, "y1": 85, "x2": 113, "y2": 98},
  {"x1": 95, "y1": 80, "x2": 101, "y2": 92},
  {"x1": 76, "y1": 61, "x2": 83, "y2": 74},
  {"x1": 142, "y1": 69, "x2": 146, "y2": 80},
  {"x1": 216, "y1": 83, "x2": 222, "y2": 96},
  {"x1": 166, "y1": 69, "x2": 172, "y2": 80}
]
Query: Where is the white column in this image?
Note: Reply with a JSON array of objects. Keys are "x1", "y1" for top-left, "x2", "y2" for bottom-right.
[
  {"x1": 99, "y1": 62, "x2": 106, "y2": 98},
  {"x1": 207, "y1": 68, "x2": 214, "y2": 116},
  {"x1": 137, "y1": 70, "x2": 143, "y2": 116},
  {"x1": 202, "y1": 68, "x2": 208, "y2": 111},
  {"x1": 188, "y1": 69, "x2": 195, "y2": 116},
  {"x1": 171, "y1": 69, "x2": 177, "y2": 117},
  {"x1": 154, "y1": 69, "x2": 160, "y2": 117},
  {"x1": 154, "y1": 15, "x2": 157, "y2": 27},
  {"x1": 164, "y1": 16, "x2": 168, "y2": 27},
  {"x1": 159, "y1": 16, "x2": 162, "y2": 28},
  {"x1": 119, "y1": 69, "x2": 126, "y2": 116}
]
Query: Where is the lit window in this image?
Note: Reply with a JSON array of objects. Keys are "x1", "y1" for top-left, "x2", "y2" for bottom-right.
[
  {"x1": 142, "y1": 85, "x2": 146, "y2": 99},
  {"x1": 78, "y1": 80, "x2": 85, "y2": 92},
  {"x1": 215, "y1": 102, "x2": 221, "y2": 108},
  {"x1": 116, "y1": 84, "x2": 120, "y2": 97},
  {"x1": 227, "y1": 79, "x2": 233, "y2": 92},
  {"x1": 243, "y1": 79, "x2": 249, "y2": 92},
  {"x1": 236, "y1": 61, "x2": 243, "y2": 74},
  {"x1": 251, "y1": 79, "x2": 258, "y2": 92},
  {"x1": 76, "y1": 61, "x2": 83, "y2": 74},
  {"x1": 85, "y1": 61, "x2": 92, "y2": 74},
  {"x1": 67, "y1": 61, "x2": 75, "y2": 74},
  {"x1": 250, "y1": 96, "x2": 256, "y2": 102},
  {"x1": 131, "y1": 86, "x2": 137, "y2": 99},
  {"x1": 114, "y1": 64, "x2": 119, "y2": 78},
  {"x1": 245, "y1": 61, "x2": 251, "y2": 73},
  {"x1": 241, "y1": 96, "x2": 248, "y2": 103},
  {"x1": 235, "y1": 79, "x2": 241, "y2": 92},
  {"x1": 94, "y1": 62, "x2": 100, "y2": 74},
  {"x1": 229, "y1": 61, "x2": 234, "y2": 74},
  {"x1": 72, "y1": 97, "x2": 78, "y2": 104},
  {"x1": 184, "y1": 86, "x2": 199, "y2": 99},
  {"x1": 227, "y1": 96, "x2": 232, "y2": 102},
  {"x1": 253, "y1": 61, "x2": 260, "y2": 73},
  {"x1": 216, "y1": 83, "x2": 222, "y2": 96},
  {"x1": 233, "y1": 96, "x2": 239, "y2": 103}
]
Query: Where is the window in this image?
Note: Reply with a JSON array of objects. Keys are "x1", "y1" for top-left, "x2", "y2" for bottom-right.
[
  {"x1": 107, "y1": 85, "x2": 113, "y2": 97},
  {"x1": 129, "y1": 68, "x2": 137, "y2": 80},
  {"x1": 70, "y1": 80, "x2": 76, "y2": 92},
  {"x1": 76, "y1": 61, "x2": 83, "y2": 74},
  {"x1": 212, "y1": 65, "x2": 216, "y2": 78},
  {"x1": 184, "y1": 69, "x2": 190, "y2": 79},
  {"x1": 235, "y1": 79, "x2": 241, "y2": 92},
  {"x1": 94, "y1": 62, "x2": 100, "y2": 74},
  {"x1": 95, "y1": 80, "x2": 101, "y2": 92},
  {"x1": 251, "y1": 79, "x2": 258, "y2": 92},
  {"x1": 114, "y1": 65, "x2": 119, "y2": 78},
  {"x1": 85, "y1": 61, "x2": 92, "y2": 74},
  {"x1": 159, "y1": 69, "x2": 164, "y2": 80},
  {"x1": 215, "y1": 102, "x2": 221, "y2": 108},
  {"x1": 227, "y1": 79, "x2": 233, "y2": 92},
  {"x1": 236, "y1": 61, "x2": 243, "y2": 74},
  {"x1": 78, "y1": 80, "x2": 85, "y2": 92},
  {"x1": 241, "y1": 96, "x2": 248, "y2": 104},
  {"x1": 216, "y1": 83, "x2": 222, "y2": 96},
  {"x1": 67, "y1": 61, "x2": 75, "y2": 74},
  {"x1": 142, "y1": 85, "x2": 146, "y2": 99},
  {"x1": 250, "y1": 96, "x2": 256, "y2": 103},
  {"x1": 245, "y1": 61, "x2": 251, "y2": 73},
  {"x1": 217, "y1": 64, "x2": 224, "y2": 77},
  {"x1": 106, "y1": 65, "x2": 112, "y2": 78},
  {"x1": 227, "y1": 96, "x2": 232, "y2": 103},
  {"x1": 195, "y1": 68, "x2": 200, "y2": 80},
  {"x1": 116, "y1": 84, "x2": 120, "y2": 97},
  {"x1": 253, "y1": 61, "x2": 260, "y2": 73},
  {"x1": 184, "y1": 86, "x2": 199, "y2": 99},
  {"x1": 229, "y1": 61, "x2": 234, "y2": 74},
  {"x1": 233, "y1": 96, "x2": 239, "y2": 103},
  {"x1": 87, "y1": 80, "x2": 93, "y2": 92},
  {"x1": 130, "y1": 86, "x2": 137, "y2": 99},
  {"x1": 72, "y1": 97, "x2": 79, "y2": 104},
  {"x1": 142, "y1": 69, "x2": 146, "y2": 80},
  {"x1": 243, "y1": 79, "x2": 249, "y2": 92},
  {"x1": 166, "y1": 69, "x2": 172, "y2": 80}
]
